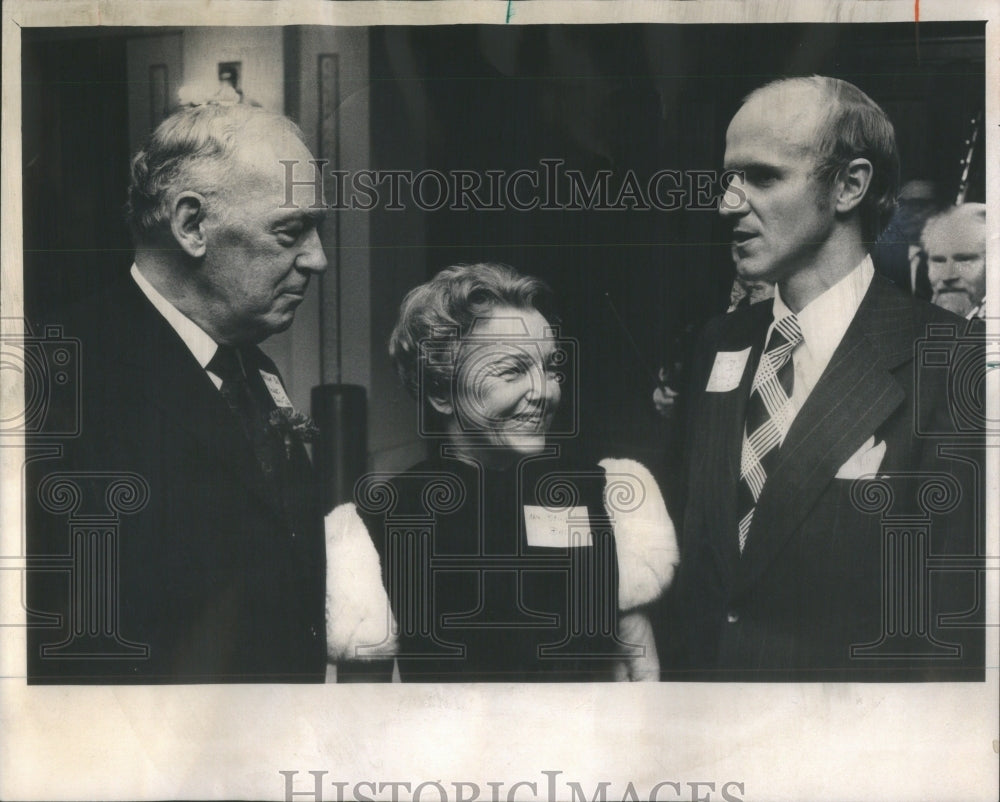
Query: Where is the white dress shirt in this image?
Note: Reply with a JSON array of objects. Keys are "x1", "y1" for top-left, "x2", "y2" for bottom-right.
[
  {"x1": 769, "y1": 255, "x2": 875, "y2": 420},
  {"x1": 131, "y1": 264, "x2": 225, "y2": 389}
]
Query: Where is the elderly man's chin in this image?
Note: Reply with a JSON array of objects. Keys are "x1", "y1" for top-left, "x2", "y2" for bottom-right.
[
  {"x1": 258, "y1": 306, "x2": 300, "y2": 338},
  {"x1": 932, "y1": 292, "x2": 974, "y2": 317},
  {"x1": 499, "y1": 432, "x2": 548, "y2": 455}
]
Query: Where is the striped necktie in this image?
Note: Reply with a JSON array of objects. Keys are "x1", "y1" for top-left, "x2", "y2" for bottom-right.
[{"x1": 737, "y1": 314, "x2": 803, "y2": 553}]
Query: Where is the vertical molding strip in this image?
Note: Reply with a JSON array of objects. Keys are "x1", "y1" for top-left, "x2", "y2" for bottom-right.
[{"x1": 318, "y1": 53, "x2": 341, "y2": 384}]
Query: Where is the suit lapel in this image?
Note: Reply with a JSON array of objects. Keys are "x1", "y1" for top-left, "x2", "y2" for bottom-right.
[
  {"x1": 112, "y1": 280, "x2": 286, "y2": 519},
  {"x1": 733, "y1": 276, "x2": 913, "y2": 594}
]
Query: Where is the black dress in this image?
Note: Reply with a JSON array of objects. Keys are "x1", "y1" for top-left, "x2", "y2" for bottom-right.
[{"x1": 340, "y1": 448, "x2": 635, "y2": 682}]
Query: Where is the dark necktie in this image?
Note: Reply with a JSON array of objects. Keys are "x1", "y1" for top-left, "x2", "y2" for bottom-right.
[
  {"x1": 207, "y1": 345, "x2": 281, "y2": 484},
  {"x1": 737, "y1": 314, "x2": 803, "y2": 553},
  {"x1": 913, "y1": 250, "x2": 932, "y2": 301}
]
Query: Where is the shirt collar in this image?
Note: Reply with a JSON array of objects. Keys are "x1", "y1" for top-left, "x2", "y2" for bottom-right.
[
  {"x1": 772, "y1": 255, "x2": 874, "y2": 368},
  {"x1": 131, "y1": 264, "x2": 220, "y2": 369}
]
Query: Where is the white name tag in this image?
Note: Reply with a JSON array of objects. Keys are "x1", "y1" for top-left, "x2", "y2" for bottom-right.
[
  {"x1": 523, "y1": 505, "x2": 593, "y2": 548},
  {"x1": 259, "y1": 370, "x2": 293, "y2": 409},
  {"x1": 706, "y1": 348, "x2": 751, "y2": 392}
]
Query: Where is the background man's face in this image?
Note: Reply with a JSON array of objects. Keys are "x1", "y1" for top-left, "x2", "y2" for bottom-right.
[
  {"x1": 199, "y1": 134, "x2": 327, "y2": 344},
  {"x1": 924, "y1": 214, "x2": 986, "y2": 316},
  {"x1": 719, "y1": 87, "x2": 838, "y2": 285}
]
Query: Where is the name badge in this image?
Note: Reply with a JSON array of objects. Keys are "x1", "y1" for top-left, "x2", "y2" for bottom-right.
[
  {"x1": 259, "y1": 370, "x2": 293, "y2": 409},
  {"x1": 523, "y1": 505, "x2": 593, "y2": 548},
  {"x1": 706, "y1": 348, "x2": 751, "y2": 392}
]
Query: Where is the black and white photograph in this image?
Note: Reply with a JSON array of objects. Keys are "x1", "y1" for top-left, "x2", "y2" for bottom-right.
[{"x1": 1, "y1": 1, "x2": 997, "y2": 799}]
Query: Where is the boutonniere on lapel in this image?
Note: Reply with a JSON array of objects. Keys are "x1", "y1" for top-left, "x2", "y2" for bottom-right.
[
  {"x1": 258, "y1": 368, "x2": 319, "y2": 458},
  {"x1": 268, "y1": 408, "x2": 320, "y2": 459}
]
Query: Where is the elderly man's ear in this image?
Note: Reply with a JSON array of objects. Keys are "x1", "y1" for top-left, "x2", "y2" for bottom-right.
[
  {"x1": 834, "y1": 157, "x2": 874, "y2": 215},
  {"x1": 427, "y1": 393, "x2": 454, "y2": 417},
  {"x1": 169, "y1": 192, "x2": 209, "y2": 258}
]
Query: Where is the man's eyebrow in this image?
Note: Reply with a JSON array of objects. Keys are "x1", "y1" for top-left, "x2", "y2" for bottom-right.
[
  {"x1": 274, "y1": 208, "x2": 328, "y2": 226},
  {"x1": 741, "y1": 161, "x2": 783, "y2": 174},
  {"x1": 722, "y1": 158, "x2": 777, "y2": 173}
]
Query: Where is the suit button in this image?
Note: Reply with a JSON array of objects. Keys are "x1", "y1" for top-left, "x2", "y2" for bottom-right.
[{"x1": 726, "y1": 611, "x2": 739, "y2": 624}]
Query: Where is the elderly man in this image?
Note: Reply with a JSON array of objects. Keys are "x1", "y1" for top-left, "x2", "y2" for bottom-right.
[
  {"x1": 667, "y1": 77, "x2": 983, "y2": 681},
  {"x1": 27, "y1": 103, "x2": 329, "y2": 683},
  {"x1": 922, "y1": 202, "x2": 987, "y2": 318}
]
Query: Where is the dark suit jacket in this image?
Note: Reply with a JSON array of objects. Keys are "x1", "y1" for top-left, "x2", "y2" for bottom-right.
[
  {"x1": 26, "y1": 278, "x2": 327, "y2": 683},
  {"x1": 666, "y1": 275, "x2": 984, "y2": 681}
]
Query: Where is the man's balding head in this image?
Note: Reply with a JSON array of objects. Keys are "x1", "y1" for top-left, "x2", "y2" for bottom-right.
[{"x1": 742, "y1": 76, "x2": 899, "y2": 243}]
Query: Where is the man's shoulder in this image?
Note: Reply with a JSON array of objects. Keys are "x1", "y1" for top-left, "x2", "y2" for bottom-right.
[
  {"x1": 43, "y1": 276, "x2": 152, "y2": 344},
  {"x1": 863, "y1": 272, "x2": 956, "y2": 323},
  {"x1": 691, "y1": 299, "x2": 773, "y2": 361},
  {"x1": 859, "y1": 274, "x2": 980, "y2": 351}
]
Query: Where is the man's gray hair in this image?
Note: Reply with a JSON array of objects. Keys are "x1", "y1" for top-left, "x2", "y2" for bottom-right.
[
  {"x1": 125, "y1": 103, "x2": 307, "y2": 241},
  {"x1": 920, "y1": 202, "x2": 987, "y2": 250}
]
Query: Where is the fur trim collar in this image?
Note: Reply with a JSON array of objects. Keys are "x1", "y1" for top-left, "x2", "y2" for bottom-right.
[
  {"x1": 325, "y1": 503, "x2": 398, "y2": 661},
  {"x1": 599, "y1": 458, "x2": 678, "y2": 610}
]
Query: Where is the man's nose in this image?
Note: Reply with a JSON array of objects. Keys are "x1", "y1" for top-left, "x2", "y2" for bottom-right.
[
  {"x1": 297, "y1": 227, "x2": 327, "y2": 273},
  {"x1": 719, "y1": 173, "x2": 748, "y2": 217}
]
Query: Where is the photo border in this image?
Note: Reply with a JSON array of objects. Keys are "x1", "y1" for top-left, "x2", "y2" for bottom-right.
[{"x1": 2, "y1": 2, "x2": 996, "y2": 800}]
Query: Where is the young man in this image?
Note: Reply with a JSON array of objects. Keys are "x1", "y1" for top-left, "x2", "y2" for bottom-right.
[{"x1": 668, "y1": 77, "x2": 984, "y2": 681}]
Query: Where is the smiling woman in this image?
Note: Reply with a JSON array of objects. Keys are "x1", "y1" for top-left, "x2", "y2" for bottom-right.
[
  {"x1": 323, "y1": 263, "x2": 679, "y2": 682},
  {"x1": 392, "y1": 265, "x2": 562, "y2": 467}
]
